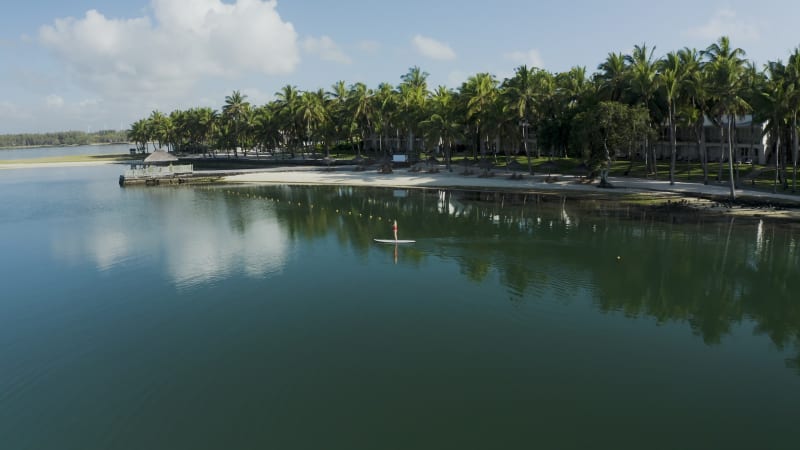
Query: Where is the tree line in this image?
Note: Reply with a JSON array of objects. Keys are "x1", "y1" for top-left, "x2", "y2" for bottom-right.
[
  {"x1": 0, "y1": 130, "x2": 128, "y2": 149},
  {"x1": 128, "y1": 36, "x2": 800, "y2": 199}
]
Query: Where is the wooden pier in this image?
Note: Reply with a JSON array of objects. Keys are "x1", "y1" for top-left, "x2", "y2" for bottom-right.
[{"x1": 118, "y1": 164, "x2": 216, "y2": 187}]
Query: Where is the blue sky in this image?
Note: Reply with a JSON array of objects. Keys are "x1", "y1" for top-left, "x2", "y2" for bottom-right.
[{"x1": 1, "y1": 0, "x2": 799, "y2": 133}]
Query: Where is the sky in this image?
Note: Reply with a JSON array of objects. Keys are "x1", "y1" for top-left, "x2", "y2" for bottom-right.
[{"x1": 1, "y1": 0, "x2": 799, "y2": 134}]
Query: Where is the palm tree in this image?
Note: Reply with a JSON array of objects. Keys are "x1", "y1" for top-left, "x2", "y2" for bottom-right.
[
  {"x1": 680, "y1": 47, "x2": 712, "y2": 184},
  {"x1": 349, "y1": 82, "x2": 374, "y2": 158},
  {"x1": 147, "y1": 110, "x2": 169, "y2": 152},
  {"x1": 372, "y1": 82, "x2": 396, "y2": 156},
  {"x1": 786, "y1": 47, "x2": 800, "y2": 191},
  {"x1": 252, "y1": 104, "x2": 284, "y2": 156},
  {"x1": 658, "y1": 51, "x2": 687, "y2": 185},
  {"x1": 328, "y1": 81, "x2": 350, "y2": 151},
  {"x1": 704, "y1": 36, "x2": 749, "y2": 200},
  {"x1": 298, "y1": 90, "x2": 327, "y2": 157},
  {"x1": 758, "y1": 61, "x2": 790, "y2": 192},
  {"x1": 420, "y1": 86, "x2": 463, "y2": 171},
  {"x1": 597, "y1": 52, "x2": 629, "y2": 102},
  {"x1": 554, "y1": 66, "x2": 591, "y2": 158},
  {"x1": 503, "y1": 65, "x2": 540, "y2": 173},
  {"x1": 398, "y1": 67, "x2": 430, "y2": 158},
  {"x1": 127, "y1": 119, "x2": 148, "y2": 152},
  {"x1": 463, "y1": 72, "x2": 499, "y2": 161},
  {"x1": 275, "y1": 85, "x2": 302, "y2": 157},
  {"x1": 165, "y1": 110, "x2": 183, "y2": 152},
  {"x1": 197, "y1": 107, "x2": 218, "y2": 156},
  {"x1": 222, "y1": 90, "x2": 251, "y2": 158},
  {"x1": 626, "y1": 44, "x2": 660, "y2": 175}
]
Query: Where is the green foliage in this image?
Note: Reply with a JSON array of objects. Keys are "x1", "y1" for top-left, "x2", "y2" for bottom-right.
[
  {"x1": 0, "y1": 130, "x2": 127, "y2": 148},
  {"x1": 118, "y1": 34, "x2": 800, "y2": 182},
  {"x1": 571, "y1": 101, "x2": 652, "y2": 170}
]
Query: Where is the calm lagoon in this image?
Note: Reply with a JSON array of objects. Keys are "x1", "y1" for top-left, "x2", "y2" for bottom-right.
[
  {"x1": 1, "y1": 164, "x2": 799, "y2": 449},
  {"x1": 0, "y1": 143, "x2": 131, "y2": 160}
]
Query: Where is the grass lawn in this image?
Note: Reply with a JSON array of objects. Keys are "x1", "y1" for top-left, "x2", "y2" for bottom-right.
[{"x1": 442, "y1": 153, "x2": 800, "y2": 196}]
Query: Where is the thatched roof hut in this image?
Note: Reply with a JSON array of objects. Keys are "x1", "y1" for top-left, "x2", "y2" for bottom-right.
[{"x1": 144, "y1": 150, "x2": 178, "y2": 165}]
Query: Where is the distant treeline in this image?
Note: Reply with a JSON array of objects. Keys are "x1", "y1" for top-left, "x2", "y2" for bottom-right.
[{"x1": 0, "y1": 130, "x2": 129, "y2": 149}]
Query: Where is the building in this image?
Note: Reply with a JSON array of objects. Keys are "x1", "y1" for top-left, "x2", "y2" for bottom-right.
[{"x1": 653, "y1": 115, "x2": 767, "y2": 165}]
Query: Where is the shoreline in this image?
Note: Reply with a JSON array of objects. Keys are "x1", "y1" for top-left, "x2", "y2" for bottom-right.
[
  {"x1": 224, "y1": 166, "x2": 800, "y2": 221},
  {"x1": 0, "y1": 161, "x2": 121, "y2": 169},
  {"x1": 4, "y1": 159, "x2": 799, "y2": 221},
  {"x1": 0, "y1": 142, "x2": 129, "y2": 150}
]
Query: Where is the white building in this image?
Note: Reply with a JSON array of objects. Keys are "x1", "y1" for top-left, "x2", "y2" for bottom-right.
[{"x1": 653, "y1": 115, "x2": 767, "y2": 165}]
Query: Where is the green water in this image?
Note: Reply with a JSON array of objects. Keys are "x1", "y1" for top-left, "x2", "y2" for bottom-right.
[{"x1": 1, "y1": 165, "x2": 799, "y2": 449}]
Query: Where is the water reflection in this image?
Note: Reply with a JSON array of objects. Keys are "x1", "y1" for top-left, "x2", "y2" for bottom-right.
[
  {"x1": 7, "y1": 167, "x2": 800, "y2": 450},
  {"x1": 51, "y1": 186, "x2": 290, "y2": 289},
  {"x1": 8, "y1": 167, "x2": 798, "y2": 375},
  {"x1": 225, "y1": 184, "x2": 800, "y2": 374}
]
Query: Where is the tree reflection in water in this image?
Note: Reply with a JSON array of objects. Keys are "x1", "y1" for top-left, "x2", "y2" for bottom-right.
[{"x1": 224, "y1": 184, "x2": 800, "y2": 374}]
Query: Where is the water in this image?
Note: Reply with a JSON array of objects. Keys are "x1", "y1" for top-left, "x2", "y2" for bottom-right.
[
  {"x1": 0, "y1": 143, "x2": 131, "y2": 160},
  {"x1": 1, "y1": 165, "x2": 799, "y2": 449}
]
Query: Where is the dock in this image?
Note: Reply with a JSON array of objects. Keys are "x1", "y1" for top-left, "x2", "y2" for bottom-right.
[{"x1": 118, "y1": 164, "x2": 206, "y2": 187}]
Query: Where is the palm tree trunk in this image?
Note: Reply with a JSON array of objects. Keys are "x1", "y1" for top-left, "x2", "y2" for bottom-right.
[
  {"x1": 643, "y1": 134, "x2": 649, "y2": 177},
  {"x1": 473, "y1": 126, "x2": 479, "y2": 160},
  {"x1": 234, "y1": 121, "x2": 239, "y2": 158},
  {"x1": 727, "y1": 117, "x2": 736, "y2": 201},
  {"x1": 523, "y1": 126, "x2": 532, "y2": 174},
  {"x1": 718, "y1": 123, "x2": 725, "y2": 182},
  {"x1": 774, "y1": 134, "x2": 781, "y2": 193},
  {"x1": 700, "y1": 124, "x2": 708, "y2": 185},
  {"x1": 793, "y1": 112, "x2": 798, "y2": 192},
  {"x1": 651, "y1": 138, "x2": 658, "y2": 177},
  {"x1": 669, "y1": 104, "x2": 677, "y2": 185},
  {"x1": 446, "y1": 140, "x2": 452, "y2": 172},
  {"x1": 536, "y1": 132, "x2": 541, "y2": 158}
]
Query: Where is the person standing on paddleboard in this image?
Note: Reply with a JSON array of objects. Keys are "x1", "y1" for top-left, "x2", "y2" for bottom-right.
[{"x1": 392, "y1": 220, "x2": 398, "y2": 242}]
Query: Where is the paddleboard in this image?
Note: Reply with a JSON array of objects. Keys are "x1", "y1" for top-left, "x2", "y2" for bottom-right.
[{"x1": 374, "y1": 239, "x2": 416, "y2": 244}]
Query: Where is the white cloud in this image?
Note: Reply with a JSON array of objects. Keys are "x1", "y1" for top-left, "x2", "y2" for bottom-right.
[
  {"x1": 38, "y1": 0, "x2": 300, "y2": 101},
  {"x1": 45, "y1": 94, "x2": 64, "y2": 109},
  {"x1": 504, "y1": 49, "x2": 544, "y2": 69},
  {"x1": 358, "y1": 40, "x2": 380, "y2": 53},
  {"x1": 412, "y1": 35, "x2": 456, "y2": 61},
  {"x1": 303, "y1": 35, "x2": 352, "y2": 64},
  {"x1": 684, "y1": 9, "x2": 760, "y2": 42}
]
